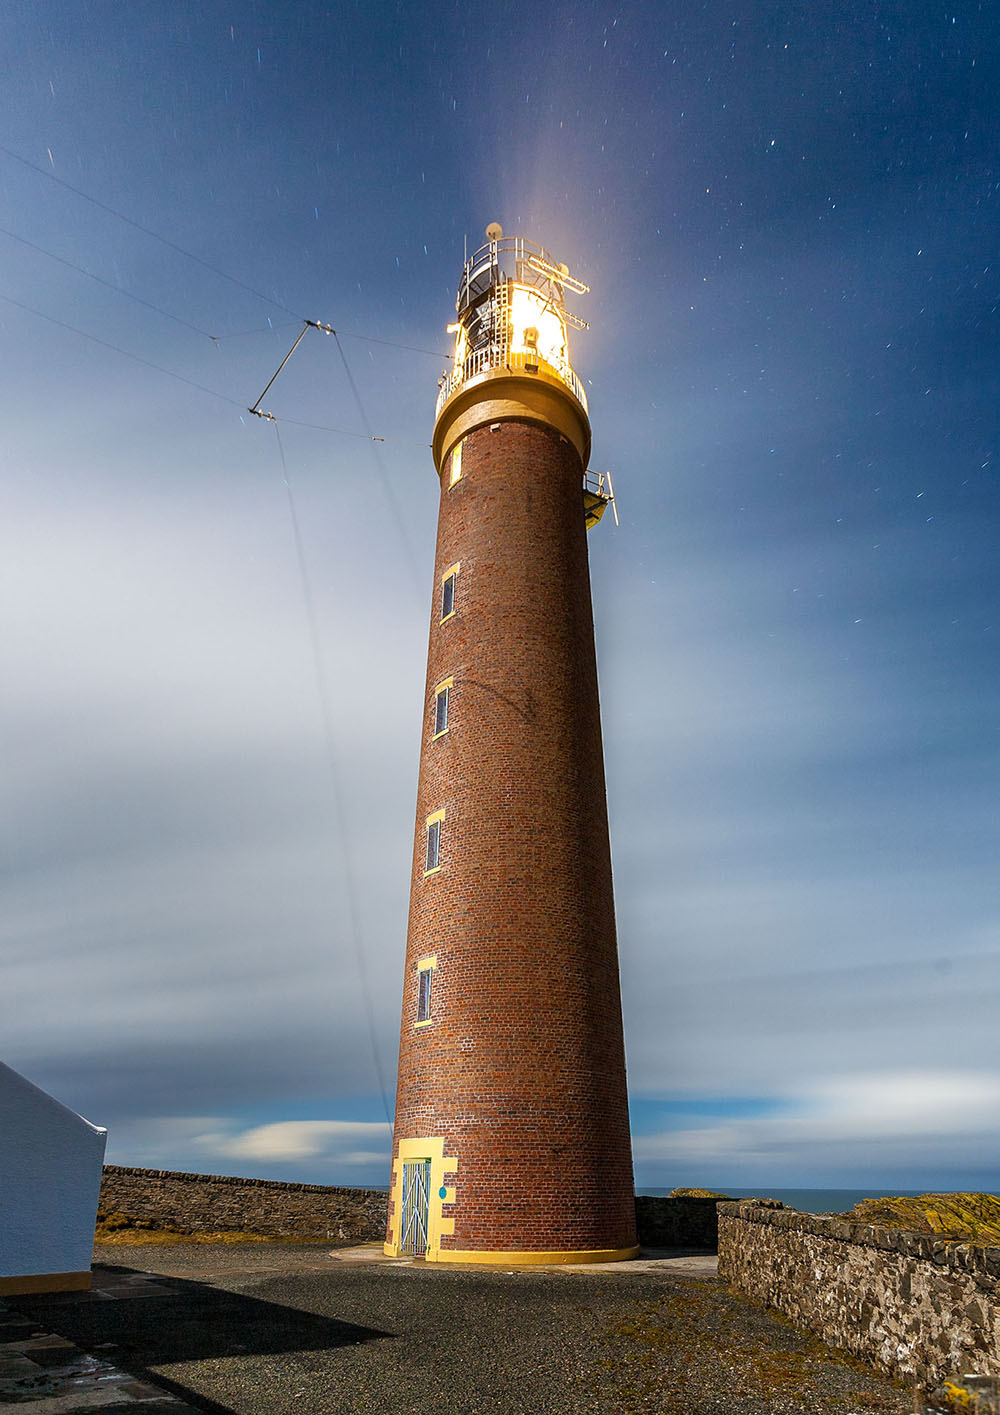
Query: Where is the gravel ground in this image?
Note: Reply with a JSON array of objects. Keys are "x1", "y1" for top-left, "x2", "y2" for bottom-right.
[{"x1": 9, "y1": 1243, "x2": 914, "y2": 1415}]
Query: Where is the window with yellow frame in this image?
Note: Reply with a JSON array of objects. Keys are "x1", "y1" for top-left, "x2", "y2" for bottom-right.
[
  {"x1": 449, "y1": 440, "x2": 463, "y2": 486},
  {"x1": 424, "y1": 809, "x2": 444, "y2": 875},
  {"x1": 415, "y1": 955, "x2": 436, "y2": 1025},
  {"x1": 433, "y1": 678, "x2": 452, "y2": 738},
  {"x1": 440, "y1": 564, "x2": 459, "y2": 622}
]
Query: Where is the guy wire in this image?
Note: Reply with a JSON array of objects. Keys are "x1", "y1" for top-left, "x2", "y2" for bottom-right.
[
  {"x1": 1, "y1": 147, "x2": 452, "y2": 358},
  {"x1": 0, "y1": 290, "x2": 431, "y2": 447},
  {"x1": 332, "y1": 331, "x2": 423, "y2": 597},
  {"x1": 0, "y1": 141, "x2": 301, "y2": 319},
  {"x1": 273, "y1": 422, "x2": 393, "y2": 1132}
]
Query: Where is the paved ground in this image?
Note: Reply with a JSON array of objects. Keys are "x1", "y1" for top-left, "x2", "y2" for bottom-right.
[{"x1": 2, "y1": 1243, "x2": 915, "y2": 1414}]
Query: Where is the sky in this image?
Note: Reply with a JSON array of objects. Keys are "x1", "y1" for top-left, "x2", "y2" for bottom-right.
[{"x1": 2, "y1": 0, "x2": 998, "y2": 1194}]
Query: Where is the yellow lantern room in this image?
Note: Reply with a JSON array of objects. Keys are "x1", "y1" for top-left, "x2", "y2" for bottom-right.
[{"x1": 433, "y1": 223, "x2": 616, "y2": 529}]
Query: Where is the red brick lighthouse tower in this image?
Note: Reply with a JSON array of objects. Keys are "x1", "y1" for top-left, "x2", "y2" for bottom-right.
[{"x1": 385, "y1": 224, "x2": 637, "y2": 1264}]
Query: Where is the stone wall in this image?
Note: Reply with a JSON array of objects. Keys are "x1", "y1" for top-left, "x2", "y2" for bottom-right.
[
  {"x1": 718, "y1": 1199, "x2": 1000, "y2": 1385},
  {"x1": 98, "y1": 1167, "x2": 388, "y2": 1242}
]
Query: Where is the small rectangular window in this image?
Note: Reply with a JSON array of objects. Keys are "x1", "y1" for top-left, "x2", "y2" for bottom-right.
[
  {"x1": 441, "y1": 570, "x2": 457, "y2": 621},
  {"x1": 449, "y1": 441, "x2": 463, "y2": 486},
  {"x1": 424, "y1": 813, "x2": 444, "y2": 873},
  {"x1": 417, "y1": 966, "x2": 433, "y2": 1023},
  {"x1": 426, "y1": 819, "x2": 441, "y2": 871},
  {"x1": 433, "y1": 678, "x2": 452, "y2": 737}
]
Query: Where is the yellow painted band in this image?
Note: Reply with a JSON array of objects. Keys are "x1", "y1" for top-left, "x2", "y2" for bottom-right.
[
  {"x1": 0, "y1": 1271, "x2": 93, "y2": 1295},
  {"x1": 433, "y1": 365, "x2": 591, "y2": 474},
  {"x1": 429, "y1": 1245, "x2": 640, "y2": 1266},
  {"x1": 425, "y1": 809, "x2": 445, "y2": 826}
]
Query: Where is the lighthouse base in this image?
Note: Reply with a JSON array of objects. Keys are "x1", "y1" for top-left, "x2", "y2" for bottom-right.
[{"x1": 426, "y1": 1244, "x2": 640, "y2": 1266}]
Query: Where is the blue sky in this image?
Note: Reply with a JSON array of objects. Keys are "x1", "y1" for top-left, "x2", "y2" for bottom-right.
[{"x1": 3, "y1": 0, "x2": 998, "y2": 1192}]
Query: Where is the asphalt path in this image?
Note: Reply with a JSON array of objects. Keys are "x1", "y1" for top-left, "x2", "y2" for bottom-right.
[{"x1": 10, "y1": 1244, "x2": 912, "y2": 1415}]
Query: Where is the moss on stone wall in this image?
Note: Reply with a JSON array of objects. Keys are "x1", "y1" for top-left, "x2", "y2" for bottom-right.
[{"x1": 843, "y1": 1193, "x2": 1000, "y2": 1244}]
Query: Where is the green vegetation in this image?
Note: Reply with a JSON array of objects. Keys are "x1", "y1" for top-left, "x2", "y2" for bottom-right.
[
  {"x1": 935, "y1": 1377, "x2": 1000, "y2": 1413},
  {"x1": 843, "y1": 1193, "x2": 1000, "y2": 1243},
  {"x1": 94, "y1": 1212, "x2": 300, "y2": 1245},
  {"x1": 666, "y1": 1187, "x2": 733, "y2": 1199}
]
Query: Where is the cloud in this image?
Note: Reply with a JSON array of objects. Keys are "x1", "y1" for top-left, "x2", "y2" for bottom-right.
[
  {"x1": 593, "y1": 541, "x2": 1000, "y2": 1106},
  {"x1": 102, "y1": 1115, "x2": 392, "y2": 1178},
  {"x1": 634, "y1": 1070, "x2": 1000, "y2": 1184},
  {"x1": 200, "y1": 1119, "x2": 392, "y2": 1163},
  {"x1": 2, "y1": 474, "x2": 419, "y2": 1131}
]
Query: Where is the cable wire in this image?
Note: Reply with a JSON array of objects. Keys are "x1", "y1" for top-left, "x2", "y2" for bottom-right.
[
  {"x1": 0, "y1": 142, "x2": 302, "y2": 318},
  {"x1": 332, "y1": 332, "x2": 424, "y2": 593},
  {"x1": 337, "y1": 329, "x2": 452, "y2": 360},
  {"x1": 0, "y1": 144, "x2": 453, "y2": 360},
  {"x1": 273, "y1": 422, "x2": 394, "y2": 1131},
  {"x1": 0, "y1": 224, "x2": 221, "y2": 339},
  {"x1": 269, "y1": 412, "x2": 430, "y2": 447},
  {"x1": 0, "y1": 290, "x2": 247, "y2": 407},
  {"x1": 0, "y1": 290, "x2": 429, "y2": 446}
]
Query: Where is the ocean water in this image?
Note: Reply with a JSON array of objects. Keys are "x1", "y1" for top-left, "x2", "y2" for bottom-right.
[{"x1": 638, "y1": 1187, "x2": 925, "y2": 1214}]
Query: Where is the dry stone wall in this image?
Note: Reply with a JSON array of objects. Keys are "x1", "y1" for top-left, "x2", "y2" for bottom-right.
[
  {"x1": 99, "y1": 1167, "x2": 388, "y2": 1241},
  {"x1": 718, "y1": 1199, "x2": 1000, "y2": 1385}
]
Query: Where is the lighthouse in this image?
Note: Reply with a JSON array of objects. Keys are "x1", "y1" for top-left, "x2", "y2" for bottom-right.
[{"x1": 384, "y1": 225, "x2": 637, "y2": 1264}]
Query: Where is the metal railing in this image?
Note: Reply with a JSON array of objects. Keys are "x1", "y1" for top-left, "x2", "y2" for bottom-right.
[
  {"x1": 437, "y1": 233, "x2": 590, "y2": 418},
  {"x1": 456, "y1": 235, "x2": 588, "y2": 318},
  {"x1": 435, "y1": 347, "x2": 588, "y2": 417},
  {"x1": 583, "y1": 469, "x2": 613, "y2": 502},
  {"x1": 583, "y1": 468, "x2": 619, "y2": 525}
]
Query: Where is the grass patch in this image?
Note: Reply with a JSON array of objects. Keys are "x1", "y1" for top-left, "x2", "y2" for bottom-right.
[
  {"x1": 843, "y1": 1193, "x2": 1000, "y2": 1243},
  {"x1": 94, "y1": 1212, "x2": 329, "y2": 1245},
  {"x1": 603, "y1": 1279, "x2": 909, "y2": 1414},
  {"x1": 667, "y1": 1188, "x2": 734, "y2": 1199}
]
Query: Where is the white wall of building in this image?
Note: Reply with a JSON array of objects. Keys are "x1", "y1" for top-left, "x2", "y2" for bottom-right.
[{"x1": 0, "y1": 1062, "x2": 107, "y2": 1284}]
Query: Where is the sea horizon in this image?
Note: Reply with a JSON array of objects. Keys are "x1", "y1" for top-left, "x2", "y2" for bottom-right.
[{"x1": 636, "y1": 1186, "x2": 926, "y2": 1214}]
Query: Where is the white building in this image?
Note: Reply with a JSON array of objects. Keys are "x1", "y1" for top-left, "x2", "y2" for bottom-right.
[{"x1": 0, "y1": 1062, "x2": 107, "y2": 1295}]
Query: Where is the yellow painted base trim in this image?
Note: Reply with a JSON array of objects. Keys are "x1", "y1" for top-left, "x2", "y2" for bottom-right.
[
  {"x1": 0, "y1": 1270, "x2": 93, "y2": 1296},
  {"x1": 430, "y1": 1244, "x2": 640, "y2": 1267}
]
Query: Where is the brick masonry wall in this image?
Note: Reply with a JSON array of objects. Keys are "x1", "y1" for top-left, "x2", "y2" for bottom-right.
[
  {"x1": 389, "y1": 416, "x2": 636, "y2": 1255},
  {"x1": 99, "y1": 1167, "x2": 388, "y2": 1241},
  {"x1": 718, "y1": 1199, "x2": 1000, "y2": 1385}
]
